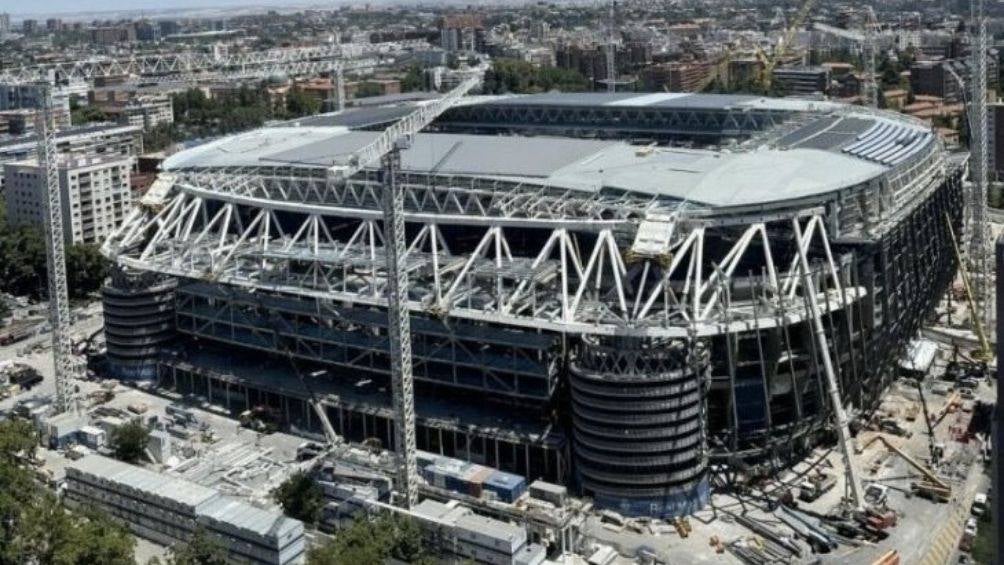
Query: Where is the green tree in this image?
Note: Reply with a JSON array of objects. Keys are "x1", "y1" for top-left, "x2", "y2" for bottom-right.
[
  {"x1": 308, "y1": 513, "x2": 433, "y2": 565},
  {"x1": 273, "y1": 471, "x2": 324, "y2": 525},
  {"x1": 285, "y1": 89, "x2": 321, "y2": 118},
  {"x1": 401, "y1": 65, "x2": 425, "y2": 92},
  {"x1": 167, "y1": 528, "x2": 228, "y2": 565},
  {"x1": 482, "y1": 59, "x2": 589, "y2": 94},
  {"x1": 144, "y1": 123, "x2": 182, "y2": 153},
  {"x1": 0, "y1": 419, "x2": 135, "y2": 564},
  {"x1": 110, "y1": 420, "x2": 149, "y2": 463},
  {"x1": 354, "y1": 82, "x2": 383, "y2": 99},
  {"x1": 66, "y1": 243, "x2": 110, "y2": 299},
  {"x1": 71, "y1": 105, "x2": 109, "y2": 126}
]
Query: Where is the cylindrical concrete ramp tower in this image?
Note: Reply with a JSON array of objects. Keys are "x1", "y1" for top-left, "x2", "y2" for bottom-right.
[
  {"x1": 101, "y1": 268, "x2": 176, "y2": 381},
  {"x1": 570, "y1": 336, "x2": 709, "y2": 517}
]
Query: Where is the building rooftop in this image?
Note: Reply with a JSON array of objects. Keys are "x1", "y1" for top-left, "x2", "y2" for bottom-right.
[
  {"x1": 199, "y1": 496, "x2": 302, "y2": 542},
  {"x1": 67, "y1": 454, "x2": 219, "y2": 510},
  {"x1": 0, "y1": 123, "x2": 140, "y2": 152}
]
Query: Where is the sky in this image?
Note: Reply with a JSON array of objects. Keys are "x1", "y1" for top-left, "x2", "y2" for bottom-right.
[{"x1": 0, "y1": 0, "x2": 344, "y2": 17}]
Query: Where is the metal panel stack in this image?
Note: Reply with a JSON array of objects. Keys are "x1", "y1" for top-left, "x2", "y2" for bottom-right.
[{"x1": 64, "y1": 455, "x2": 305, "y2": 565}]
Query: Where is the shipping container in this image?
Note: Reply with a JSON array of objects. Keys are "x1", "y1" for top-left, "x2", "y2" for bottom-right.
[{"x1": 483, "y1": 471, "x2": 527, "y2": 503}]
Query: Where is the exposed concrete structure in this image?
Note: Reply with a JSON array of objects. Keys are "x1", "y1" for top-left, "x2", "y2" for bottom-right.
[{"x1": 102, "y1": 91, "x2": 962, "y2": 518}]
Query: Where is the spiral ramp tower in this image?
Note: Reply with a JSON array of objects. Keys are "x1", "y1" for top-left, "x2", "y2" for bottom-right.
[
  {"x1": 571, "y1": 336, "x2": 710, "y2": 516},
  {"x1": 101, "y1": 268, "x2": 177, "y2": 381}
]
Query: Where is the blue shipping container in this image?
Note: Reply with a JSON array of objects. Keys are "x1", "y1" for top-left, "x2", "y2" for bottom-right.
[{"x1": 483, "y1": 471, "x2": 527, "y2": 503}]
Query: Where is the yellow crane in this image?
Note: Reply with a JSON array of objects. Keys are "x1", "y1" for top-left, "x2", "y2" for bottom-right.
[
  {"x1": 944, "y1": 213, "x2": 993, "y2": 361},
  {"x1": 759, "y1": 0, "x2": 816, "y2": 92},
  {"x1": 697, "y1": 47, "x2": 737, "y2": 92}
]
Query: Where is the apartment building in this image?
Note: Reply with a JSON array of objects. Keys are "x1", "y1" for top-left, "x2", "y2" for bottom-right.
[
  {"x1": 102, "y1": 95, "x2": 175, "y2": 131},
  {"x1": 0, "y1": 123, "x2": 142, "y2": 191},
  {"x1": 4, "y1": 155, "x2": 132, "y2": 245}
]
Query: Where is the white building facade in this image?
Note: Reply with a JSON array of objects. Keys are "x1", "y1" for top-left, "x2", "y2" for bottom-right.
[{"x1": 4, "y1": 155, "x2": 132, "y2": 245}]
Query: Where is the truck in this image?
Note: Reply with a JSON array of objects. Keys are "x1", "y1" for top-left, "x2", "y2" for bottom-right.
[
  {"x1": 799, "y1": 473, "x2": 837, "y2": 502},
  {"x1": 5, "y1": 365, "x2": 43, "y2": 390},
  {"x1": 0, "y1": 319, "x2": 42, "y2": 346},
  {"x1": 864, "y1": 483, "x2": 889, "y2": 506}
]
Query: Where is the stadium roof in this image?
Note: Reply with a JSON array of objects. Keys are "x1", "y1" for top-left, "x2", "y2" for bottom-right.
[{"x1": 162, "y1": 92, "x2": 936, "y2": 211}]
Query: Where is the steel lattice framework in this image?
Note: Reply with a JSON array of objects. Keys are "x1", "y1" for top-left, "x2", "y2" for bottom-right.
[
  {"x1": 969, "y1": 0, "x2": 992, "y2": 330},
  {"x1": 0, "y1": 45, "x2": 381, "y2": 84},
  {"x1": 34, "y1": 85, "x2": 75, "y2": 413},
  {"x1": 103, "y1": 173, "x2": 861, "y2": 340}
]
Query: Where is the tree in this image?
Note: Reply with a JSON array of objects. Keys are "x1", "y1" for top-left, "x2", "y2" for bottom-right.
[
  {"x1": 482, "y1": 59, "x2": 589, "y2": 95},
  {"x1": 66, "y1": 243, "x2": 110, "y2": 299},
  {"x1": 308, "y1": 513, "x2": 434, "y2": 565},
  {"x1": 273, "y1": 471, "x2": 324, "y2": 525},
  {"x1": 144, "y1": 123, "x2": 182, "y2": 153},
  {"x1": 285, "y1": 89, "x2": 321, "y2": 118},
  {"x1": 0, "y1": 419, "x2": 135, "y2": 565},
  {"x1": 110, "y1": 420, "x2": 149, "y2": 463},
  {"x1": 167, "y1": 528, "x2": 228, "y2": 565},
  {"x1": 401, "y1": 65, "x2": 425, "y2": 92},
  {"x1": 354, "y1": 82, "x2": 383, "y2": 99},
  {"x1": 71, "y1": 105, "x2": 109, "y2": 126}
]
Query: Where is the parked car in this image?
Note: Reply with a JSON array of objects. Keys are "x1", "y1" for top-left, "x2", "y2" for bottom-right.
[{"x1": 971, "y1": 493, "x2": 989, "y2": 517}]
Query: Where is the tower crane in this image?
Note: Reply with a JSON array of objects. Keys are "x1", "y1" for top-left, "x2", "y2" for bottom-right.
[
  {"x1": 968, "y1": 0, "x2": 992, "y2": 339},
  {"x1": 759, "y1": 0, "x2": 816, "y2": 92},
  {"x1": 1, "y1": 47, "x2": 378, "y2": 415},
  {"x1": 33, "y1": 86, "x2": 74, "y2": 414},
  {"x1": 811, "y1": 6, "x2": 879, "y2": 107},
  {"x1": 326, "y1": 64, "x2": 487, "y2": 508}
]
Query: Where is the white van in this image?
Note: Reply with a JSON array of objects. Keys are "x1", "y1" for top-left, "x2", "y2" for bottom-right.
[{"x1": 971, "y1": 493, "x2": 988, "y2": 517}]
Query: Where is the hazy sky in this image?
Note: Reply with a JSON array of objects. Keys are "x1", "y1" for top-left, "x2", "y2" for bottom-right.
[{"x1": 0, "y1": 0, "x2": 330, "y2": 17}]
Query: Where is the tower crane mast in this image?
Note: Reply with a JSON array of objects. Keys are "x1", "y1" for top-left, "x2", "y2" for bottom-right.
[
  {"x1": 34, "y1": 84, "x2": 74, "y2": 414},
  {"x1": 969, "y1": 0, "x2": 991, "y2": 334},
  {"x1": 4, "y1": 46, "x2": 375, "y2": 415},
  {"x1": 329, "y1": 66, "x2": 487, "y2": 509}
]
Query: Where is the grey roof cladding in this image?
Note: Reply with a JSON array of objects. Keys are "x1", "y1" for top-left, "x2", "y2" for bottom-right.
[{"x1": 159, "y1": 92, "x2": 936, "y2": 211}]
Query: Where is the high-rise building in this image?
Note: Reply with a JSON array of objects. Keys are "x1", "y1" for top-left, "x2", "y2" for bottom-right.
[
  {"x1": 0, "y1": 83, "x2": 72, "y2": 130},
  {"x1": 4, "y1": 155, "x2": 133, "y2": 245},
  {"x1": 98, "y1": 95, "x2": 174, "y2": 131},
  {"x1": 771, "y1": 66, "x2": 831, "y2": 96},
  {"x1": 440, "y1": 14, "x2": 486, "y2": 53},
  {"x1": 0, "y1": 13, "x2": 10, "y2": 35},
  {"x1": 21, "y1": 19, "x2": 36, "y2": 34}
]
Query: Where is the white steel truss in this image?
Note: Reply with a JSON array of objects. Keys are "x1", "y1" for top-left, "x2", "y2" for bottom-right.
[
  {"x1": 104, "y1": 186, "x2": 864, "y2": 340},
  {"x1": 35, "y1": 85, "x2": 75, "y2": 413},
  {"x1": 0, "y1": 45, "x2": 380, "y2": 84}
]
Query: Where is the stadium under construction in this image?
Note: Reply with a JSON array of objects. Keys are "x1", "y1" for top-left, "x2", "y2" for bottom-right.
[{"x1": 101, "y1": 92, "x2": 963, "y2": 518}]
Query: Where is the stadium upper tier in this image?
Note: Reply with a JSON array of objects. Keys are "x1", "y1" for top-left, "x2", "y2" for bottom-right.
[{"x1": 160, "y1": 92, "x2": 938, "y2": 219}]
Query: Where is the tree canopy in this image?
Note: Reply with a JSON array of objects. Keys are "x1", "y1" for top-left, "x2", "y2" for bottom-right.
[
  {"x1": 0, "y1": 419, "x2": 135, "y2": 565},
  {"x1": 273, "y1": 471, "x2": 324, "y2": 525},
  {"x1": 165, "y1": 528, "x2": 228, "y2": 565},
  {"x1": 0, "y1": 208, "x2": 108, "y2": 300},
  {"x1": 307, "y1": 512, "x2": 434, "y2": 565},
  {"x1": 110, "y1": 420, "x2": 150, "y2": 464},
  {"x1": 482, "y1": 58, "x2": 590, "y2": 94},
  {"x1": 284, "y1": 89, "x2": 321, "y2": 118}
]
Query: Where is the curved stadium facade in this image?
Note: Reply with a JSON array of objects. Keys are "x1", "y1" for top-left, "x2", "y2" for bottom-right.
[{"x1": 102, "y1": 92, "x2": 963, "y2": 517}]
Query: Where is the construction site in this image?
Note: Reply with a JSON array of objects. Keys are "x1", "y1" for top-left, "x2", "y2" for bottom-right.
[{"x1": 0, "y1": 2, "x2": 999, "y2": 565}]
